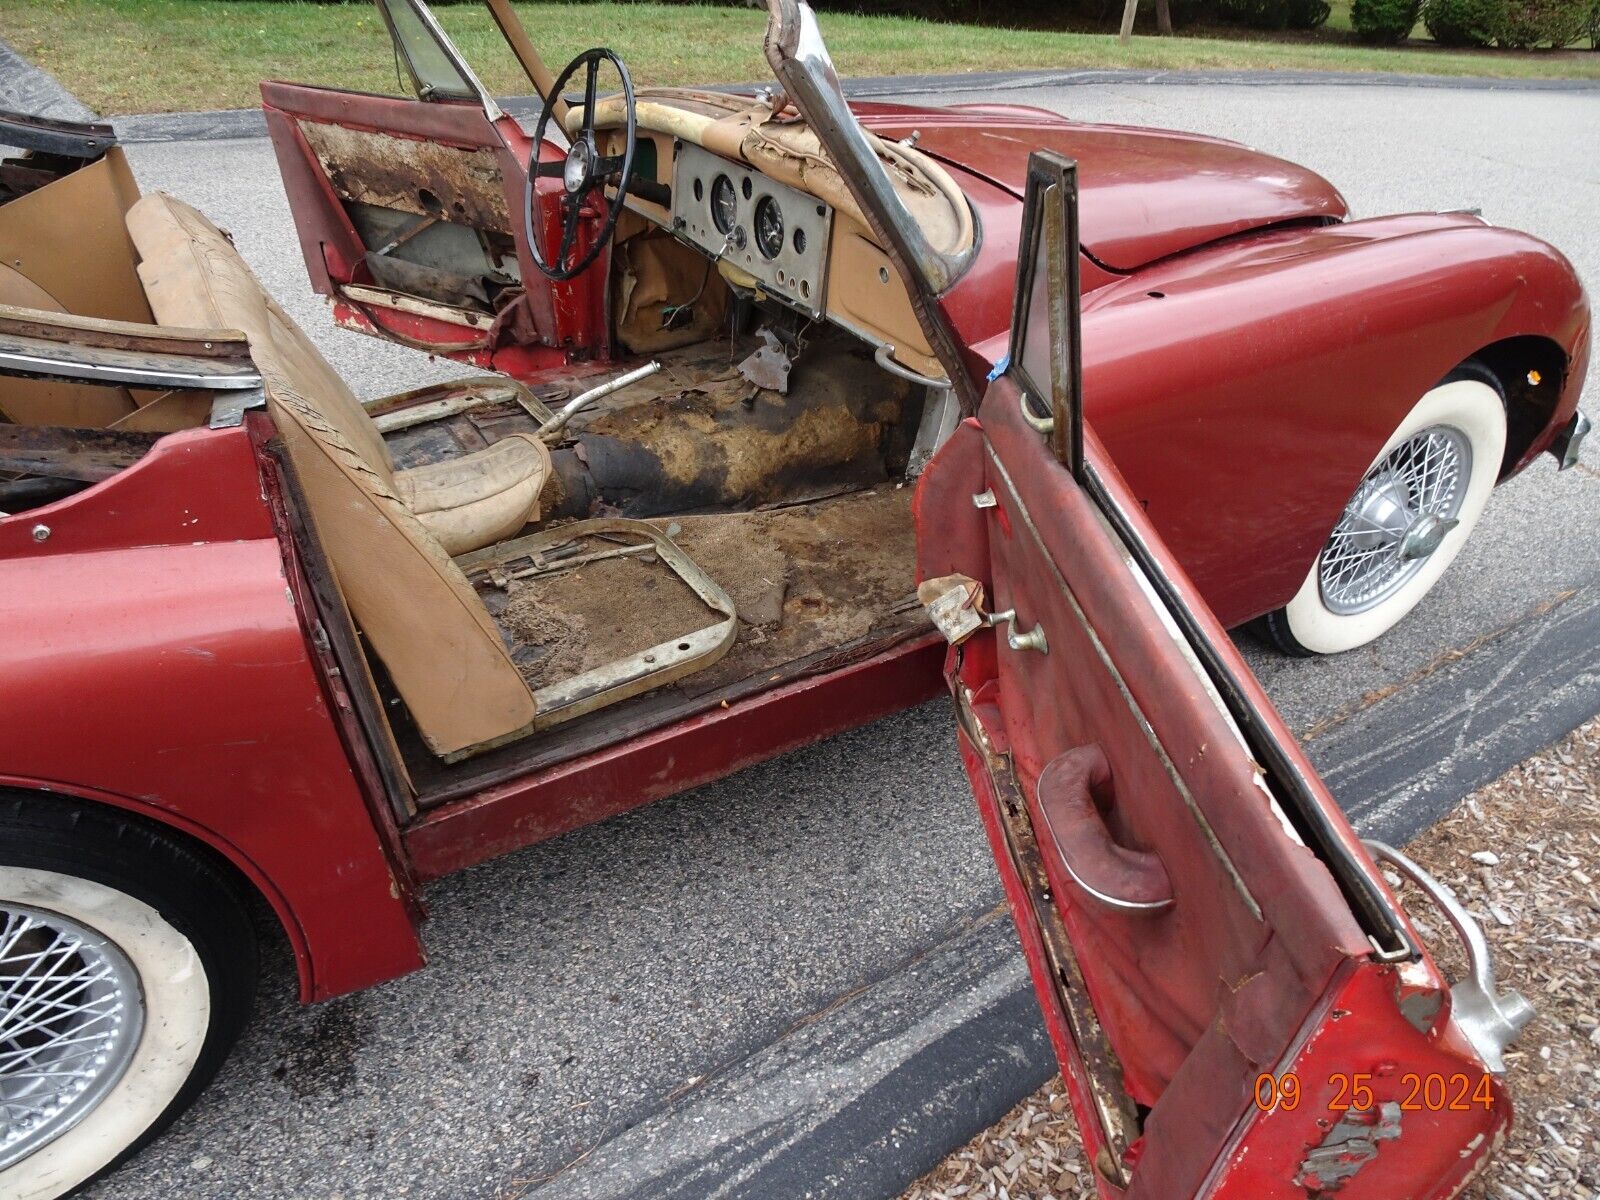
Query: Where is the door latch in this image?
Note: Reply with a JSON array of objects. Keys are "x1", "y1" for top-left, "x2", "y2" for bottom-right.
[{"x1": 988, "y1": 609, "x2": 1049, "y2": 654}]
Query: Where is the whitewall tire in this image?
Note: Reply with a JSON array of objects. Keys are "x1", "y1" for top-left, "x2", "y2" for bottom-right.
[
  {"x1": 1265, "y1": 377, "x2": 1506, "y2": 656},
  {"x1": 0, "y1": 796, "x2": 256, "y2": 1199}
]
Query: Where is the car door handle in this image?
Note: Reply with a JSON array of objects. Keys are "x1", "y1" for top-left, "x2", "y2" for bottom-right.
[
  {"x1": 1035, "y1": 745, "x2": 1174, "y2": 913},
  {"x1": 988, "y1": 609, "x2": 1049, "y2": 654}
]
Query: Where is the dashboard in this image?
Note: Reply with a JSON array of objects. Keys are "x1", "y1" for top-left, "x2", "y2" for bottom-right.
[
  {"x1": 597, "y1": 103, "x2": 948, "y2": 380},
  {"x1": 669, "y1": 142, "x2": 833, "y2": 320}
]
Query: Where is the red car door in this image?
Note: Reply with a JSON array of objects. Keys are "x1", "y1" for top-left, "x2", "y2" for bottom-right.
[
  {"x1": 261, "y1": 0, "x2": 600, "y2": 374},
  {"x1": 915, "y1": 153, "x2": 1531, "y2": 1199}
]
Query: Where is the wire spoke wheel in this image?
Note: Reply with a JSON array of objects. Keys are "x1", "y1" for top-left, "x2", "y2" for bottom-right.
[
  {"x1": 1267, "y1": 377, "x2": 1505, "y2": 657},
  {"x1": 0, "y1": 904, "x2": 143, "y2": 1171},
  {"x1": 1318, "y1": 424, "x2": 1471, "y2": 616}
]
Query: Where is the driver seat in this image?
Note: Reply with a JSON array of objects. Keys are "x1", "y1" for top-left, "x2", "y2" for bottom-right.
[
  {"x1": 124, "y1": 192, "x2": 552, "y2": 556},
  {"x1": 125, "y1": 191, "x2": 545, "y2": 758}
]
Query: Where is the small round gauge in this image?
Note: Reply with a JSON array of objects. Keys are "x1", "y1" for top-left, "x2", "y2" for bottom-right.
[
  {"x1": 754, "y1": 196, "x2": 784, "y2": 260},
  {"x1": 710, "y1": 175, "x2": 737, "y2": 235}
]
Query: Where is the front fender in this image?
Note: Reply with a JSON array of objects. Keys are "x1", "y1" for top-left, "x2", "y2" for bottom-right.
[
  {"x1": 1080, "y1": 213, "x2": 1590, "y2": 627},
  {"x1": 0, "y1": 427, "x2": 425, "y2": 1001}
]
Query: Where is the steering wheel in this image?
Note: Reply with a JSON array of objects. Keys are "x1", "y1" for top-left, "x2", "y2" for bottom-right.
[{"x1": 524, "y1": 48, "x2": 637, "y2": 282}]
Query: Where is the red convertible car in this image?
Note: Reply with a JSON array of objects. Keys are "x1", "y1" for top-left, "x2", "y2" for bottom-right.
[{"x1": 0, "y1": 1, "x2": 1587, "y2": 1196}]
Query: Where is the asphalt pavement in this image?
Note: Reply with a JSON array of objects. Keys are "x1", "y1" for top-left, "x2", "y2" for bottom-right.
[{"x1": 72, "y1": 77, "x2": 1600, "y2": 1200}]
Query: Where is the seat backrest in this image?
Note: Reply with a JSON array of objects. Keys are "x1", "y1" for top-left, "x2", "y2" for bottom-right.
[
  {"x1": 129, "y1": 195, "x2": 393, "y2": 477},
  {"x1": 126, "y1": 192, "x2": 534, "y2": 758}
]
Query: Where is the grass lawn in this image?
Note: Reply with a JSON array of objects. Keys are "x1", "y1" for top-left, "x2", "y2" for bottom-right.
[{"x1": 3, "y1": 0, "x2": 1597, "y2": 115}]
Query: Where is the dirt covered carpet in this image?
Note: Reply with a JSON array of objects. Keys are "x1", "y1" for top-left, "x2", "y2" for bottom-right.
[
  {"x1": 497, "y1": 486, "x2": 920, "y2": 695},
  {"x1": 901, "y1": 717, "x2": 1600, "y2": 1200}
]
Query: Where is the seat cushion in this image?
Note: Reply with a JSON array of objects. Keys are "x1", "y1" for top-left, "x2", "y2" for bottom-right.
[{"x1": 394, "y1": 433, "x2": 552, "y2": 556}]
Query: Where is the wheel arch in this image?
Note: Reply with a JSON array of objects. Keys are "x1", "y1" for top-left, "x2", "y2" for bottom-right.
[
  {"x1": 1082, "y1": 215, "x2": 1588, "y2": 628},
  {"x1": 1, "y1": 777, "x2": 318, "y2": 1002},
  {"x1": 1459, "y1": 334, "x2": 1572, "y2": 479}
]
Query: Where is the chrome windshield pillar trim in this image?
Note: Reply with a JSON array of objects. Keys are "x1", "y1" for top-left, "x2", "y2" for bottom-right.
[
  {"x1": 763, "y1": 0, "x2": 979, "y2": 412},
  {"x1": 1363, "y1": 840, "x2": 1534, "y2": 1074},
  {"x1": 1554, "y1": 408, "x2": 1590, "y2": 470},
  {"x1": 763, "y1": 2, "x2": 972, "y2": 295}
]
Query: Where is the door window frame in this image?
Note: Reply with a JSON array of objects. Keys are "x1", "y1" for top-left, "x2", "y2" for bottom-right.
[
  {"x1": 374, "y1": 0, "x2": 505, "y2": 120},
  {"x1": 1006, "y1": 150, "x2": 1083, "y2": 480},
  {"x1": 1001, "y1": 153, "x2": 1416, "y2": 962}
]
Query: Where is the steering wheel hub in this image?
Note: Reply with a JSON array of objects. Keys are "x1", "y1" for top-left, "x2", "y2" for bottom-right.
[{"x1": 563, "y1": 140, "x2": 594, "y2": 194}]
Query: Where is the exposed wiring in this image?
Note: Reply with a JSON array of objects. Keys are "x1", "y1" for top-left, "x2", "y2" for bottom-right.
[{"x1": 660, "y1": 257, "x2": 714, "y2": 332}]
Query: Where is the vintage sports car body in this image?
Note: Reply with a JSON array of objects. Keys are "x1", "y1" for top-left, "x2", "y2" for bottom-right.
[
  {"x1": 260, "y1": 8, "x2": 1590, "y2": 651},
  {"x1": 0, "y1": 3, "x2": 1586, "y2": 1196}
]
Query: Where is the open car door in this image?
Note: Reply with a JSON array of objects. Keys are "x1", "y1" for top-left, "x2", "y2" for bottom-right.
[
  {"x1": 914, "y1": 153, "x2": 1532, "y2": 1199},
  {"x1": 262, "y1": 0, "x2": 594, "y2": 375}
]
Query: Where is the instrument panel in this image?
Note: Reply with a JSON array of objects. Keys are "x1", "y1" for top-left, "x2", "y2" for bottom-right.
[{"x1": 670, "y1": 142, "x2": 832, "y2": 319}]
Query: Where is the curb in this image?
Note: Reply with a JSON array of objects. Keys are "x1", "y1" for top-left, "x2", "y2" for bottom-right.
[
  {"x1": 98, "y1": 64, "x2": 1600, "y2": 145},
  {"x1": 512, "y1": 585, "x2": 1600, "y2": 1199},
  {"x1": 526, "y1": 911, "x2": 1050, "y2": 1200}
]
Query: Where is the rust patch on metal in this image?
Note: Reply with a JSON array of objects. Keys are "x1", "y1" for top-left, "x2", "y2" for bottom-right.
[
  {"x1": 0, "y1": 424, "x2": 159, "y2": 481},
  {"x1": 571, "y1": 341, "x2": 910, "y2": 512},
  {"x1": 298, "y1": 120, "x2": 513, "y2": 234},
  {"x1": 1295, "y1": 1102, "x2": 1402, "y2": 1192},
  {"x1": 957, "y1": 690, "x2": 1142, "y2": 1187}
]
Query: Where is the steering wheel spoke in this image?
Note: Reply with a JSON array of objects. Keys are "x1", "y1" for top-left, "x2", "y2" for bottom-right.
[
  {"x1": 523, "y1": 48, "x2": 637, "y2": 282},
  {"x1": 583, "y1": 58, "x2": 601, "y2": 119}
]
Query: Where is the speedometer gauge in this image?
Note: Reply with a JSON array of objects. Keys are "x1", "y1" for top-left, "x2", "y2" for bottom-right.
[
  {"x1": 754, "y1": 197, "x2": 784, "y2": 260},
  {"x1": 710, "y1": 175, "x2": 737, "y2": 235}
]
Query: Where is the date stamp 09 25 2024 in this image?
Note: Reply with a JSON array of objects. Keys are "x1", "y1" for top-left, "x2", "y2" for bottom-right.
[{"x1": 1253, "y1": 1071, "x2": 1495, "y2": 1114}]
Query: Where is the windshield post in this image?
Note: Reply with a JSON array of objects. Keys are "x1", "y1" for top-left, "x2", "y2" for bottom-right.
[
  {"x1": 481, "y1": 0, "x2": 570, "y2": 128},
  {"x1": 762, "y1": 0, "x2": 979, "y2": 410}
]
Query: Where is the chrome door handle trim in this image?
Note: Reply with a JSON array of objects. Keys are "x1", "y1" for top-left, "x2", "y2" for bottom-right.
[
  {"x1": 1019, "y1": 388, "x2": 1054, "y2": 434},
  {"x1": 988, "y1": 608, "x2": 1049, "y2": 654},
  {"x1": 1363, "y1": 839, "x2": 1533, "y2": 1074}
]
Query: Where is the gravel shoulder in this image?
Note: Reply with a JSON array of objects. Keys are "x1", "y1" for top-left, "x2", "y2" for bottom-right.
[{"x1": 902, "y1": 717, "x2": 1600, "y2": 1200}]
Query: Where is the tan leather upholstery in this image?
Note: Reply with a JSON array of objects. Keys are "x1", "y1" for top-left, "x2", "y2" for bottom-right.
[
  {"x1": 125, "y1": 192, "x2": 537, "y2": 757},
  {"x1": 395, "y1": 434, "x2": 552, "y2": 556},
  {"x1": 574, "y1": 89, "x2": 975, "y2": 257}
]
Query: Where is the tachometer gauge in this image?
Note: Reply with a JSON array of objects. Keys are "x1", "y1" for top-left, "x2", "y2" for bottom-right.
[
  {"x1": 754, "y1": 197, "x2": 784, "y2": 260},
  {"x1": 710, "y1": 175, "x2": 737, "y2": 235}
]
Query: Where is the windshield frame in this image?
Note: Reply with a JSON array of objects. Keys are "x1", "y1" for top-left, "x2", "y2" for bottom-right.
[{"x1": 761, "y1": 0, "x2": 978, "y2": 409}]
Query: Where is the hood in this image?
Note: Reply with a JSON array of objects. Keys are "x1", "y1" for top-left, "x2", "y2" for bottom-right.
[{"x1": 855, "y1": 103, "x2": 1347, "y2": 273}]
